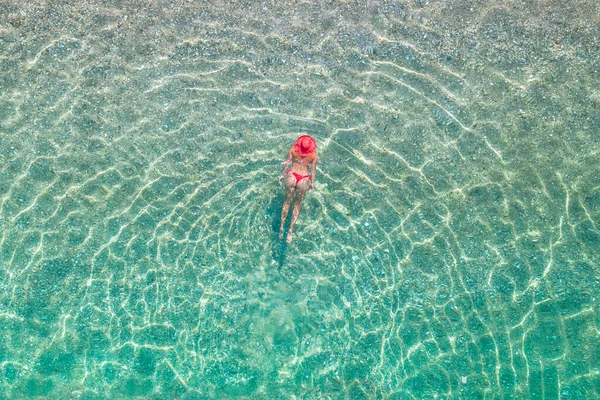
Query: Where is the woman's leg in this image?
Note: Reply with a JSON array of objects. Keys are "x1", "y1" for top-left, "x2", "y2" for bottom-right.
[
  {"x1": 286, "y1": 178, "x2": 310, "y2": 243},
  {"x1": 279, "y1": 173, "x2": 297, "y2": 239}
]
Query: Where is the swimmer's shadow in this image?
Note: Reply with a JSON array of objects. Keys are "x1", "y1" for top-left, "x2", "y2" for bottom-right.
[{"x1": 266, "y1": 194, "x2": 288, "y2": 271}]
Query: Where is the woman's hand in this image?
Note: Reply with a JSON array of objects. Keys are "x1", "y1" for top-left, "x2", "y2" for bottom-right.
[{"x1": 279, "y1": 175, "x2": 285, "y2": 185}]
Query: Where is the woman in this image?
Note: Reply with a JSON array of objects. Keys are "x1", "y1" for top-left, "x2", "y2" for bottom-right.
[{"x1": 278, "y1": 135, "x2": 318, "y2": 243}]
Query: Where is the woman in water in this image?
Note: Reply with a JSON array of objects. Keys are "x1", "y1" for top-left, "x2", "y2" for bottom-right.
[{"x1": 279, "y1": 135, "x2": 318, "y2": 243}]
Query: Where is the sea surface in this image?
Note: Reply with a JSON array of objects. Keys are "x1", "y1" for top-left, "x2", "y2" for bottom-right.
[{"x1": 1, "y1": 0, "x2": 599, "y2": 398}]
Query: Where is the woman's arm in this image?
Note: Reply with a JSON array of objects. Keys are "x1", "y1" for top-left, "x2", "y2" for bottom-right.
[
  {"x1": 279, "y1": 148, "x2": 293, "y2": 184},
  {"x1": 309, "y1": 154, "x2": 318, "y2": 190}
]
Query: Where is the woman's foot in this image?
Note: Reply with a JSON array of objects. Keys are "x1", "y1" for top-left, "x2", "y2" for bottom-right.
[
  {"x1": 286, "y1": 230, "x2": 293, "y2": 243},
  {"x1": 279, "y1": 226, "x2": 284, "y2": 240}
]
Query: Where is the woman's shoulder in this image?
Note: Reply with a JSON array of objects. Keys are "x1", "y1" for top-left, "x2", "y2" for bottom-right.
[{"x1": 304, "y1": 152, "x2": 317, "y2": 162}]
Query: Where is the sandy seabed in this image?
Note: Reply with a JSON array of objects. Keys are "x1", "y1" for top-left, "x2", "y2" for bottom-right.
[{"x1": 0, "y1": 0, "x2": 599, "y2": 398}]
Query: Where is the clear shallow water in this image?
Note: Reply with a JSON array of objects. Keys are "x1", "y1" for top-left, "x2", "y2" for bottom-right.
[{"x1": 1, "y1": 0, "x2": 599, "y2": 398}]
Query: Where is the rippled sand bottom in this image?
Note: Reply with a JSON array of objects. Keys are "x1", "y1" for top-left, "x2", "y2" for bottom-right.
[{"x1": 1, "y1": 0, "x2": 599, "y2": 398}]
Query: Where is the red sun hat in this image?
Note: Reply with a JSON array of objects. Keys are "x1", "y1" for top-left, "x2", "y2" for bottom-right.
[{"x1": 294, "y1": 135, "x2": 317, "y2": 156}]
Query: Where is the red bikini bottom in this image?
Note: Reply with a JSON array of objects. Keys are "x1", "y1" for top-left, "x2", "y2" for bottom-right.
[{"x1": 287, "y1": 170, "x2": 312, "y2": 183}]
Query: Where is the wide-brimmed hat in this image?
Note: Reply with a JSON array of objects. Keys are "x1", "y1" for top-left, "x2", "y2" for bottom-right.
[{"x1": 294, "y1": 135, "x2": 316, "y2": 156}]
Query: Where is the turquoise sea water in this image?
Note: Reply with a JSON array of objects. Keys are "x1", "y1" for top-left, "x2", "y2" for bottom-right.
[{"x1": 1, "y1": 1, "x2": 599, "y2": 398}]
